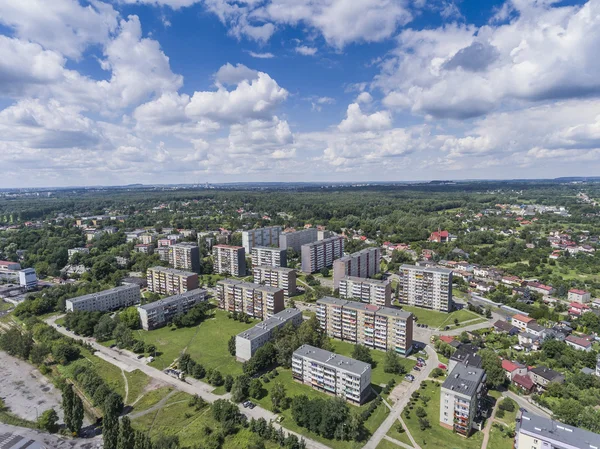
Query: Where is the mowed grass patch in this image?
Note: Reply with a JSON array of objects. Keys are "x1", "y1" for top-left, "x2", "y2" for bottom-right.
[
  {"x1": 399, "y1": 306, "x2": 481, "y2": 330},
  {"x1": 386, "y1": 422, "x2": 413, "y2": 447},
  {"x1": 134, "y1": 309, "x2": 257, "y2": 374},
  {"x1": 487, "y1": 426, "x2": 514, "y2": 449},
  {"x1": 376, "y1": 439, "x2": 404, "y2": 449},
  {"x1": 124, "y1": 370, "x2": 150, "y2": 404},
  {"x1": 131, "y1": 386, "x2": 174, "y2": 413}
]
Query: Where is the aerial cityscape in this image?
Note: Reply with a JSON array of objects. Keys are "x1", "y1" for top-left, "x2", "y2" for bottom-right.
[{"x1": 1, "y1": 1, "x2": 600, "y2": 449}]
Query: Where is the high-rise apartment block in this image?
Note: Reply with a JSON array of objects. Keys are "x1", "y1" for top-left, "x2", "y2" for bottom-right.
[
  {"x1": 66, "y1": 284, "x2": 140, "y2": 312},
  {"x1": 399, "y1": 264, "x2": 453, "y2": 312},
  {"x1": 168, "y1": 242, "x2": 200, "y2": 273},
  {"x1": 338, "y1": 276, "x2": 391, "y2": 307},
  {"x1": 146, "y1": 266, "x2": 199, "y2": 296},
  {"x1": 251, "y1": 246, "x2": 287, "y2": 267},
  {"x1": 216, "y1": 279, "x2": 284, "y2": 319},
  {"x1": 279, "y1": 228, "x2": 319, "y2": 252},
  {"x1": 138, "y1": 289, "x2": 208, "y2": 330},
  {"x1": 292, "y1": 345, "x2": 372, "y2": 405},
  {"x1": 333, "y1": 247, "x2": 381, "y2": 289},
  {"x1": 316, "y1": 297, "x2": 414, "y2": 355},
  {"x1": 252, "y1": 265, "x2": 297, "y2": 297},
  {"x1": 440, "y1": 363, "x2": 487, "y2": 436},
  {"x1": 212, "y1": 245, "x2": 246, "y2": 276},
  {"x1": 242, "y1": 226, "x2": 282, "y2": 253},
  {"x1": 235, "y1": 308, "x2": 303, "y2": 361},
  {"x1": 301, "y1": 236, "x2": 344, "y2": 274}
]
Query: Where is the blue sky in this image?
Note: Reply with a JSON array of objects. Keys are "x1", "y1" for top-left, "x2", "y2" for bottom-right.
[{"x1": 0, "y1": 0, "x2": 599, "y2": 187}]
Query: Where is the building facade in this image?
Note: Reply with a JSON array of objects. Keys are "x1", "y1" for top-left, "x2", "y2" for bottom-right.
[
  {"x1": 66, "y1": 284, "x2": 141, "y2": 312},
  {"x1": 251, "y1": 246, "x2": 287, "y2": 267},
  {"x1": 316, "y1": 297, "x2": 414, "y2": 355},
  {"x1": 279, "y1": 228, "x2": 319, "y2": 252},
  {"x1": 399, "y1": 264, "x2": 453, "y2": 312},
  {"x1": 515, "y1": 410, "x2": 600, "y2": 449},
  {"x1": 568, "y1": 289, "x2": 592, "y2": 304},
  {"x1": 216, "y1": 279, "x2": 284, "y2": 319},
  {"x1": 292, "y1": 344, "x2": 372, "y2": 405},
  {"x1": 146, "y1": 266, "x2": 199, "y2": 296},
  {"x1": 301, "y1": 236, "x2": 344, "y2": 274},
  {"x1": 168, "y1": 242, "x2": 200, "y2": 273},
  {"x1": 138, "y1": 289, "x2": 207, "y2": 330},
  {"x1": 235, "y1": 308, "x2": 303, "y2": 361},
  {"x1": 332, "y1": 247, "x2": 381, "y2": 289},
  {"x1": 242, "y1": 226, "x2": 282, "y2": 253},
  {"x1": 440, "y1": 363, "x2": 487, "y2": 436},
  {"x1": 252, "y1": 265, "x2": 297, "y2": 297},
  {"x1": 212, "y1": 245, "x2": 246, "y2": 276},
  {"x1": 338, "y1": 276, "x2": 391, "y2": 307}
]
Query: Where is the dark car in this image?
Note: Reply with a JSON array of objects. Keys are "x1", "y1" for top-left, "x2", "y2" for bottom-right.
[
  {"x1": 248, "y1": 402, "x2": 256, "y2": 409},
  {"x1": 413, "y1": 366, "x2": 421, "y2": 371}
]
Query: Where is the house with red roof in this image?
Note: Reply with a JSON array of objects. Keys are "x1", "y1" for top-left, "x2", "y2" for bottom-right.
[
  {"x1": 568, "y1": 289, "x2": 591, "y2": 304},
  {"x1": 502, "y1": 360, "x2": 527, "y2": 380},
  {"x1": 569, "y1": 302, "x2": 590, "y2": 317},
  {"x1": 526, "y1": 282, "x2": 554, "y2": 296},
  {"x1": 511, "y1": 314, "x2": 536, "y2": 332},
  {"x1": 565, "y1": 335, "x2": 593, "y2": 352},
  {"x1": 428, "y1": 230, "x2": 457, "y2": 243},
  {"x1": 439, "y1": 336, "x2": 455, "y2": 345},
  {"x1": 512, "y1": 374, "x2": 535, "y2": 393}
]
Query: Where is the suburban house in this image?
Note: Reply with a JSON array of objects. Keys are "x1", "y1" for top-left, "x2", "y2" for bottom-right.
[
  {"x1": 429, "y1": 230, "x2": 452, "y2": 243},
  {"x1": 565, "y1": 335, "x2": 593, "y2": 352},
  {"x1": 569, "y1": 302, "x2": 590, "y2": 317},
  {"x1": 526, "y1": 282, "x2": 554, "y2": 296},
  {"x1": 518, "y1": 332, "x2": 542, "y2": 352},
  {"x1": 528, "y1": 366, "x2": 565, "y2": 390},
  {"x1": 502, "y1": 360, "x2": 527, "y2": 380},
  {"x1": 512, "y1": 374, "x2": 535, "y2": 393},
  {"x1": 526, "y1": 322, "x2": 547, "y2": 339},
  {"x1": 493, "y1": 320, "x2": 519, "y2": 335},
  {"x1": 568, "y1": 289, "x2": 591, "y2": 304},
  {"x1": 511, "y1": 314, "x2": 536, "y2": 332}
]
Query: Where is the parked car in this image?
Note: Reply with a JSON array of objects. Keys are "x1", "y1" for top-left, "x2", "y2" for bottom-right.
[
  {"x1": 243, "y1": 401, "x2": 251, "y2": 408},
  {"x1": 405, "y1": 374, "x2": 415, "y2": 382},
  {"x1": 136, "y1": 354, "x2": 144, "y2": 359},
  {"x1": 438, "y1": 363, "x2": 447, "y2": 370},
  {"x1": 413, "y1": 366, "x2": 421, "y2": 371},
  {"x1": 248, "y1": 402, "x2": 256, "y2": 409}
]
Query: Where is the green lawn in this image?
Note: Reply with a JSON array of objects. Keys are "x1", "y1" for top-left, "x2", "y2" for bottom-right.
[
  {"x1": 495, "y1": 401, "x2": 518, "y2": 427},
  {"x1": 398, "y1": 306, "x2": 481, "y2": 330},
  {"x1": 386, "y1": 422, "x2": 413, "y2": 447},
  {"x1": 134, "y1": 310, "x2": 257, "y2": 374},
  {"x1": 376, "y1": 439, "x2": 404, "y2": 449},
  {"x1": 402, "y1": 380, "x2": 483, "y2": 449},
  {"x1": 124, "y1": 370, "x2": 151, "y2": 404},
  {"x1": 0, "y1": 301, "x2": 13, "y2": 312},
  {"x1": 487, "y1": 426, "x2": 514, "y2": 449},
  {"x1": 131, "y1": 386, "x2": 174, "y2": 413}
]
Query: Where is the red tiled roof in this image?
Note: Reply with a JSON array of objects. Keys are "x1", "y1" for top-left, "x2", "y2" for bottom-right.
[
  {"x1": 569, "y1": 289, "x2": 588, "y2": 295},
  {"x1": 569, "y1": 302, "x2": 589, "y2": 309},
  {"x1": 566, "y1": 335, "x2": 592, "y2": 348},
  {"x1": 513, "y1": 374, "x2": 534, "y2": 390},
  {"x1": 502, "y1": 360, "x2": 521, "y2": 372},
  {"x1": 512, "y1": 314, "x2": 534, "y2": 323},
  {"x1": 439, "y1": 336, "x2": 454, "y2": 344}
]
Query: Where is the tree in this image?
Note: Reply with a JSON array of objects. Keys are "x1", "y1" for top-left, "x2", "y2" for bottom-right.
[
  {"x1": 231, "y1": 375, "x2": 250, "y2": 403},
  {"x1": 352, "y1": 345, "x2": 373, "y2": 365},
  {"x1": 485, "y1": 308, "x2": 492, "y2": 319},
  {"x1": 94, "y1": 315, "x2": 117, "y2": 341},
  {"x1": 52, "y1": 343, "x2": 80, "y2": 365},
  {"x1": 133, "y1": 431, "x2": 153, "y2": 449},
  {"x1": 37, "y1": 408, "x2": 59, "y2": 433},
  {"x1": 415, "y1": 407, "x2": 427, "y2": 418},
  {"x1": 271, "y1": 381, "x2": 287, "y2": 412},
  {"x1": 72, "y1": 394, "x2": 84, "y2": 436},
  {"x1": 224, "y1": 375, "x2": 234, "y2": 392},
  {"x1": 384, "y1": 349, "x2": 405, "y2": 375},
  {"x1": 319, "y1": 267, "x2": 330, "y2": 277},
  {"x1": 228, "y1": 335, "x2": 236, "y2": 356},
  {"x1": 62, "y1": 383, "x2": 74, "y2": 433},
  {"x1": 119, "y1": 307, "x2": 140, "y2": 330},
  {"x1": 209, "y1": 369, "x2": 224, "y2": 386},
  {"x1": 479, "y1": 349, "x2": 505, "y2": 389},
  {"x1": 249, "y1": 378, "x2": 264, "y2": 399},
  {"x1": 113, "y1": 323, "x2": 134, "y2": 348},
  {"x1": 117, "y1": 416, "x2": 135, "y2": 449},
  {"x1": 103, "y1": 392, "x2": 124, "y2": 449}
]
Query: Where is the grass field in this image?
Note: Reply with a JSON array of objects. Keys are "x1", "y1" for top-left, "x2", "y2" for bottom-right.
[
  {"x1": 487, "y1": 425, "x2": 513, "y2": 449},
  {"x1": 0, "y1": 301, "x2": 13, "y2": 312},
  {"x1": 133, "y1": 309, "x2": 257, "y2": 374},
  {"x1": 398, "y1": 306, "x2": 482, "y2": 330},
  {"x1": 376, "y1": 438, "x2": 403, "y2": 449},
  {"x1": 124, "y1": 370, "x2": 151, "y2": 404},
  {"x1": 403, "y1": 380, "x2": 484, "y2": 449},
  {"x1": 131, "y1": 386, "x2": 175, "y2": 413},
  {"x1": 386, "y1": 421, "x2": 413, "y2": 447}
]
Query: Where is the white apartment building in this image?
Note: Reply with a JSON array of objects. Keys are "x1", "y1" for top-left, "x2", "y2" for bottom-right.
[
  {"x1": 399, "y1": 264, "x2": 453, "y2": 312},
  {"x1": 292, "y1": 345, "x2": 372, "y2": 404},
  {"x1": 338, "y1": 276, "x2": 391, "y2": 307},
  {"x1": 242, "y1": 226, "x2": 282, "y2": 253},
  {"x1": 169, "y1": 242, "x2": 200, "y2": 273},
  {"x1": 568, "y1": 289, "x2": 591, "y2": 304},
  {"x1": 300, "y1": 236, "x2": 344, "y2": 274},
  {"x1": 515, "y1": 410, "x2": 600, "y2": 449},
  {"x1": 146, "y1": 266, "x2": 199, "y2": 296},
  {"x1": 216, "y1": 279, "x2": 284, "y2": 319},
  {"x1": 235, "y1": 308, "x2": 303, "y2": 361},
  {"x1": 332, "y1": 247, "x2": 381, "y2": 289},
  {"x1": 251, "y1": 246, "x2": 287, "y2": 267},
  {"x1": 212, "y1": 245, "x2": 246, "y2": 276},
  {"x1": 137, "y1": 289, "x2": 207, "y2": 330},
  {"x1": 279, "y1": 228, "x2": 319, "y2": 252},
  {"x1": 66, "y1": 284, "x2": 140, "y2": 312},
  {"x1": 252, "y1": 265, "x2": 297, "y2": 297}
]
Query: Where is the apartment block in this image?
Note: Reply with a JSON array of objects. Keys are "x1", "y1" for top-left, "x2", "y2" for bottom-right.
[
  {"x1": 146, "y1": 266, "x2": 199, "y2": 296},
  {"x1": 242, "y1": 226, "x2": 282, "y2": 253},
  {"x1": 235, "y1": 308, "x2": 303, "y2": 361},
  {"x1": 515, "y1": 410, "x2": 600, "y2": 449},
  {"x1": 66, "y1": 284, "x2": 141, "y2": 312},
  {"x1": 138, "y1": 289, "x2": 207, "y2": 330},
  {"x1": 399, "y1": 264, "x2": 453, "y2": 312},
  {"x1": 316, "y1": 297, "x2": 414, "y2": 355},
  {"x1": 568, "y1": 289, "x2": 591, "y2": 304},
  {"x1": 292, "y1": 344, "x2": 372, "y2": 405},
  {"x1": 338, "y1": 276, "x2": 392, "y2": 307},
  {"x1": 252, "y1": 265, "x2": 297, "y2": 297},
  {"x1": 279, "y1": 228, "x2": 318, "y2": 252},
  {"x1": 333, "y1": 247, "x2": 381, "y2": 289},
  {"x1": 216, "y1": 279, "x2": 284, "y2": 319},
  {"x1": 440, "y1": 363, "x2": 487, "y2": 436},
  {"x1": 212, "y1": 245, "x2": 246, "y2": 276},
  {"x1": 251, "y1": 246, "x2": 287, "y2": 267},
  {"x1": 301, "y1": 236, "x2": 344, "y2": 274},
  {"x1": 168, "y1": 242, "x2": 200, "y2": 273}
]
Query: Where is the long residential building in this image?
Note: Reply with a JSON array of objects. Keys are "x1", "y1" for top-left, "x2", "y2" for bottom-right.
[
  {"x1": 251, "y1": 246, "x2": 287, "y2": 267},
  {"x1": 515, "y1": 410, "x2": 600, "y2": 449},
  {"x1": 138, "y1": 289, "x2": 208, "y2": 330},
  {"x1": 216, "y1": 279, "x2": 284, "y2": 319},
  {"x1": 332, "y1": 247, "x2": 381, "y2": 289},
  {"x1": 399, "y1": 264, "x2": 453, "y2": 312},
  {"x1": 146, "y1": 266, "x2": 199, "y2": 296},
  {"x1": 279, "y1": 228, "x2": 319, "y2": 252},
  {"x1": 338, "y1": 276, "x2": 392, "y2": 307},
  {"x1": 242, "y1": 226, "x2": 282, "y2": 253},
  {"x1": 440, "y1": 363, "x2": 487, "y2": 436},
  {"x1": 253, "y1": 265, "x2": 297, "y2": 297},
  {"x1": 168, "y1": 242, "x2": 200, "y2": 273},
  {"x1": 316, "y1": 297, "x2": 413, "y2": 355},
  {"x1": 292, "y1": 344, "x2": 372, "y2": 405},
  {"x1": 235, "y1": 308, "x2": 303, "y2": 361},
  {"x1": 301, "y1": 236, "x2": 344, "y2": 274},
  {"x1": 212, "y1": 245, "x2": 246, "y2": 276},
  {"x1": 66, "y1": 284, "x2": 141, "y2": 312}
]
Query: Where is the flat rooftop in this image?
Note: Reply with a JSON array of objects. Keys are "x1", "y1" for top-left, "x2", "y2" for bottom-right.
[
  {"x1": 252, "y1": 246, "x2": 285, "y2": 252},
  {"x1": 400, "y1": 264, "x2": 453, "y2": 275},
  {"x1": 317, "y1": 297, "x2": 412, "y2": 319},
  {"x1": 138, "y1": 289, "x2": 206, "y2": 312},
  {"x1": 341, "y1": 275, "x2": 389, "y2": 286},
  {"x1": 237, "y1": 308, "x2": 302, "y2": 341},
  {"x1": 442, "y1": 363, "x2": 486, "y2": 398},
  {"x1": 148, "y1": 266, "x2": 197, "y2": 277},
  {"x1": 337, "y1": 247, "x2": 379, "y2": 262},
  {"x1": 67, "y1": 283, "x2": 139, "y2": 304},
  {"x1": 217, "y1": 279, "x2": 282, "y2": 293},
  {"x1": 518, "y1": 410, "x2": 600, "y2": 449},
  {"x1": 294, "y1": 344, "x2": 371, "y2": 376},
  {"x1": 302, "y1": 236, "x2": 342, "y2": 248},
  {"x1": 254, "y1": 265, "x2": 295, "y2": 273}
]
